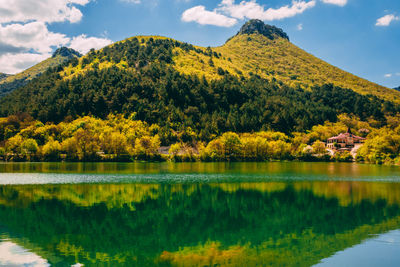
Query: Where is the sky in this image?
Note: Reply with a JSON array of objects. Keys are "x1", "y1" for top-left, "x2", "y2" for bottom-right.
[{"x1": 0, "y1": 0, "x2": 399, "y2": 88}]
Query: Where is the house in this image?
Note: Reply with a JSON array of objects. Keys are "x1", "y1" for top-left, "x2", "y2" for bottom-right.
[{"x1": 326, "y1": 128, "x2": 365, "y2": 150}]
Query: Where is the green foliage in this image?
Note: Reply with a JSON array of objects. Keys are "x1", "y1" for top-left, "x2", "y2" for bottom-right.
[
  {"x1": 21, "y1": 138, "x2": 39, "y2": 154},
  {"x1": 0, "y1": 115, "x2": 164, "y2": 162},
  {"x1": 201, "y1": 131, "x2": 292, "y2": 161},
  {"x1": 0, "y1": 56, "x2": 394, "y2": 138},
  {"x1": 333, "y1": 151, "x2": 353, "y2": 162},
  {"x1": 168, "y1": 142, "x2": 197, "y2": 162},
  {"x1": 0, "y1": 33, "x2": 398, "y2": 140},
  {"x1": 214, "y1": 34, "x2": 400, "y2": 103},
  {"x1": 41, "y1": 138, "x2": 61, "y2": 161},
  {"x1": 312, "y1": 141, "x2": 327, "y2": 155},
  {"x1": 0, "y1": 31, "x2": 398, "y2": 164},
  {"x1": 1, "y1": 113, "x2": 400, "y2": 164},
  {"x1": 357, "y1": 127, "x2": 400, "y2": 164},
  {"x1": 134, "y1": 135, "x2": 161, "y2": 160}
]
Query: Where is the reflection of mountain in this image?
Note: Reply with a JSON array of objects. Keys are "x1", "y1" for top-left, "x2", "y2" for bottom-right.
[{"x1": 0, "y1": 182, "x2": 400, "y2": 266}]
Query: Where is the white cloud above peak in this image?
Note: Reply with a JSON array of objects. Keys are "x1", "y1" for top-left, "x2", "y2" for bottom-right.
[
  {"x1": 321, "y1": 0, "x2": 347, "y2": 7},
  {"x1": 181, "y1": 0, "x2": 317, "y2": 27},
  {"x1": 218, "y1": 0, "x2": 316, "y2": 21},
  {"x1": 70, "y1": 34, "x2": 113, "y2": 54},
  {"x1": 376, "y1": 14, "x2": 399, "y2": 27},
  {"x1": 182, "y1": 6, "x2": 237, "y2": 27}
]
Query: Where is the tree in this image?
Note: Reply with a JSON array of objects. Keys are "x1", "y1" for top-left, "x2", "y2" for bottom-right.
[
  {"x1": 100, "y1": 131, "x2": 128, "y2": 156},
  {"x1": 134, "y1": 135, "x2": 161, "y2": 159},
  {"x1": 41, "y1": 138, "x2": 61, "y2": 161},
  {"x1": 312, "y1": 141, "x2": 327, "y2": 155},
  {"x1": 221, "y1": 132, "x2": 242, "y2": 159},
  {"x1": 74, "y1": 128, "x2": 100, "y2": 161},
  {"x1": 22, "y1": 138, "x2": 39, "y2": 157}
]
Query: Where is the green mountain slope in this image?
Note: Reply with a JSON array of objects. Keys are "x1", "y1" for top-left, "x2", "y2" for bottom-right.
[
  {"x1": 0, "y1": 73, "x2": 9, "y2": 81},
  {"x1": 0, "y1": 47, "x2": 81, "y2": 97},
  {"x1": 174, "y1": 20, "x2": 400, "y2": 103},
  {"x1": 0, "y1": 20, "x2": 398, "y2": 136}
]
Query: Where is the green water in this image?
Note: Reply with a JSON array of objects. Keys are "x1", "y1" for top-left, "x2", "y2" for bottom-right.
[{"x1": 0, "y1": 162, "x2": 400, "y2": 266}]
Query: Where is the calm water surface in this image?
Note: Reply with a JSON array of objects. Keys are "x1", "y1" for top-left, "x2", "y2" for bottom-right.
[{"x1": 0, "y1": 162, "x2": 399, "y2": 266}]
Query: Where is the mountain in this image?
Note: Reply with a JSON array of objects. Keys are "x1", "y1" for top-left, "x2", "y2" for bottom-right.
[
  {"x1": 174, "y1": 20, "x2": 400, "y2": 103},
  {"x1": 0, "y1": 47, "x2": 81, "y2": 97},
  {"x1": 395, "y1": 87, "x2": 400, "y2": 91},
  {"x1": 0, "y1": 73, "x2": 9, "y2": 81},
  {"x1": 0, "y1": 20, "x2": 398, "y2": 136}
]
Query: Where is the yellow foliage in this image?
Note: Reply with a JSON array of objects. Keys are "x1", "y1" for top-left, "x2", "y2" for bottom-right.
[{"x1": 174, "y1": 33, "x2": 400, "y2": 103}]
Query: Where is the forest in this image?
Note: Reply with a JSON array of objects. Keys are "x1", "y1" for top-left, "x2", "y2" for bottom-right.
[
  {"x1": 1, "y1": 112, "x2": 400, "y2": 164},
  {"x1": 0, "y1": 37, "x2": 399, "y2": 164},
  {"x1": 0, "y1": 38, "x2": 397, "y2": 135}
]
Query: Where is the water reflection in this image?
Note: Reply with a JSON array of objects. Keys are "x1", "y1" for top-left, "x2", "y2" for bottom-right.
[
  {"x1": 1, "y1": 162, "x2": 399, "y2": 177},
  {"x1": 0, "y1": 239, "x2": 50, "y2": 267},
  {"x1": 0, "y1": 180, "x2": 399, "y2": 266},
  {"x1": 315, "y1": 230, "x2": 400, "y2": 267},
  {"x1": 1, "y1": 162, "x2": 400, "y2": 185}
]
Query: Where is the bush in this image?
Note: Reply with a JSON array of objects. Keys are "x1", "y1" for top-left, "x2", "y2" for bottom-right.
[
  {"x1": 41, "y1": 138, "x2": 61, "y2": 161},
  {"x1": 333, "y1": 151, "x2": 353, "y2": 162}
]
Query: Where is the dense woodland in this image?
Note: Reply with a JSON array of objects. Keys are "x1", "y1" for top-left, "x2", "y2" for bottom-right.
[
  {"x1": 0, "y1": 36, "x2": 400, "y2": 164},
  {"x1": 0, "y1": 38, "x2": 397, "y2": 136}
]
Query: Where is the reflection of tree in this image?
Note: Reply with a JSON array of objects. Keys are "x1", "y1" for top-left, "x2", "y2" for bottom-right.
[{"x1": 0, "y1": 183, "x2": 399, "y2": 266}]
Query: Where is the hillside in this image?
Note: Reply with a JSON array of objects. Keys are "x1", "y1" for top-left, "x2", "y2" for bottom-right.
[
  {"x1": 0, "y1": 20, "x2": 398, "y2": 138},
  {"x1": 395, "y1": 87, "x2": 400, "y2": 91},
  {"x1": 0, "y1": 47, "x2": 81, "y2": 97},
  {"x1": 0, "y1": 73, "x2": 9, "y2": 81},
  {"x1": 174, "y1": 20, "x2": 400, "y2": 103}
]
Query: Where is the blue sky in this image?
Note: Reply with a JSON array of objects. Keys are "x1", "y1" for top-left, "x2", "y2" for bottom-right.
[{"x1": 0, "y1": 0, "x2": 399, "y2": 88}]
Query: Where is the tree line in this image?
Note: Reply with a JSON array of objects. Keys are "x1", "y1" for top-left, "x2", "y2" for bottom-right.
[{"x1": 1, "y1": 113, "x2": 400, "y2": 164}]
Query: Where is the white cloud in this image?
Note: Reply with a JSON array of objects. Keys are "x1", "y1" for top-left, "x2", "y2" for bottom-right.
[
  {"x1": 384, "y1": 73, "x2": 392, "y2": 78},
  {"x1": 69, "y1": 34, "x2": 113, "y2": 54},
  {"x1": 321, "y1": 0, "x2": 347, "y2": 7},
  {"x1": 182, "y1": 0, "x2": 316, "y2": 27},
  {"x1": 120, "y1": 0, "x2": 141, "y2": 3},
  {"x1": 0, "y1": 0, "x2": 113, "y2": 74},
  {"x1": 0, "y1": 31, "x2": 113, "y2": 74},
  {"x1": 297, "y1": 23, "x2": 303, "y2": 30},
  {"x1": 182, "y1": 5, "x2": 238, "y2": 27},
  {"x1": 0, "y1": 0, "x2": 91, "y2": 24},
  {"x1": 376, "y1": 14, "x2": 399, "y2": 26},
  {"x1": 0, "y1": 22, "x2": 69, "y2": 54},
  {"x1": 0, "y1": 53, "x2": 51, "y2": 74},
  {"x1": 218, "y1": 0, "x2": 316, "y2": 21}
]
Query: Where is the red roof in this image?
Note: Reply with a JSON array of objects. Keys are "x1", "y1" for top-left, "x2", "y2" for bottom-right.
[{"x1": 327, "y1": 132, "x2": 365, "y2": 141}]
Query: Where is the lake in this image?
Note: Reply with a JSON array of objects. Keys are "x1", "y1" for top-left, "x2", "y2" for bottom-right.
[{"x1": 0, "y1": 162, "x2": 400, "y2": 266}]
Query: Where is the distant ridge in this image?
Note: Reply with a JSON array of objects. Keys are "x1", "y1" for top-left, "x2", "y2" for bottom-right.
[
  {"x1": 237, "y1": 19, "x2": 289, "y2": 40},
  {"x1": 0, "y1": 47, "x2": 82, "y2": 97},
  {"x1": 52, "y1": 47, "x2": 82, "y2": 58}
]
